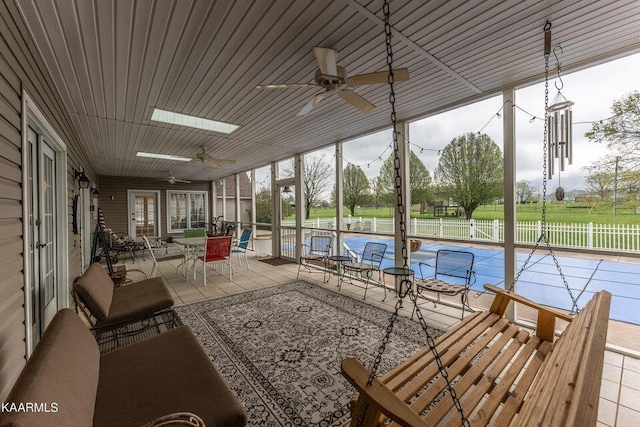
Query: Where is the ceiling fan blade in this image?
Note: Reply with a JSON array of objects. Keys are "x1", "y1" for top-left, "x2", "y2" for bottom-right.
[
  {"x1": 174, "y1": 178, "x2": 191, "y2": 183},
  {"x1": 339, "y1": 90, "x2": 375, "y2": 113},
  {"x1": 313, "y1": 47, "x2": 338, "y2": 76},
  {"x1": 255, "y1": 83, "x2": 316, "y2": 89},
  {"x1": 347, "y1": 68, "x2": 409, "y2": 86},
  {"x1": 297, "y1": 93, "x2": 326, "y2": 116},
  {"x1": 208, "y1": 158, "x2": 236, "y2": 165}
]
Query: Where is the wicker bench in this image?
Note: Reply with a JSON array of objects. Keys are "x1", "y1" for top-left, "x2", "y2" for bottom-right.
[{"x1": 342, "y1": 284, "x2": 611, "y2": 427}]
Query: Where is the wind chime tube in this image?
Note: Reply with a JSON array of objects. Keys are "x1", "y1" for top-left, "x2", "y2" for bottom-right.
[
  {"x1": 551, "y1": 111, "x2": 562, "y2": 159},
  {"x1": 567, "y1": 109, "x2": 573, "y2": 165},
  {"x1": 547, "y1": 117, "x2": 554, "y2": 180},
  {"x1": 560, "y1": 114, "x2": 566, "y2": 171}
]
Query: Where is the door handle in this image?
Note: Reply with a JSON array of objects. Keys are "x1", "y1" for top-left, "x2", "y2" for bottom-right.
[{"x1": 35, "y1": 242, "x2": 46, "y2": 249}]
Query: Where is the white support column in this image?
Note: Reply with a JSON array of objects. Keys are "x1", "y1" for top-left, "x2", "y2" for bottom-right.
[
  {"x1": 251, "y1": 169, "x2": 257, "y2": 248},
  {"x1": 221, "y1": 178, "x2": 227, "y2": 220},
  {"x1": 271, "y1": 163, "x2": 279, "y2": 257},
  {"x1": 394, "y1": 121, "x2": 411, "y2": 267},
  {"x1": 503, "y1": 88, "x2": 517, "y2": 321},
  {"x1": 295, "y1": 154, "x2": 304, "y2": 261},
  {"x1": 235, "y1": 173, "x2": 241, "y2": 236},
  {"x1": 211, "y1": 181, "x2": 218, "y2": 219},
  {"x1": 335, "y1": 142, "x2": 344, "y2": 255}
]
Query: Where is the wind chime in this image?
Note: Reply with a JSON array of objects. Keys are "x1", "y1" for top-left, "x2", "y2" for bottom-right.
[{"x1": 544, "y1": 24, "x2": 574, "y2": 201}]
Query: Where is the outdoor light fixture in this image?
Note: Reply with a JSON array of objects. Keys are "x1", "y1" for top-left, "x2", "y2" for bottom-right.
[
  {"x1": 282, "y1": 186, "x2": 292, "y2": 194},
  {"x1": 91, "y1": 187, "x2": 100, "y2": 198},
  {"x1": 74, "y1": 169, "x2": 90, "y2": 189},
  {"x1": 544, "y1": 29, "x2": 574, "y2": 179}
]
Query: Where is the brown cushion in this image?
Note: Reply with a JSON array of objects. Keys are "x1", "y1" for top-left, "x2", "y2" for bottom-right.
[
  {"x1": 0, "y1": 309, "x2": 100, "y2": 427},
  {"x1": 74, "y1": 263, "x2": 114, "y2": 320},
  {"x1": 96, "y1": 277, "x2": 173, "y2": 327},
  {"x1": 94, "y1": 326, "x2": 247, "y2": 427}
]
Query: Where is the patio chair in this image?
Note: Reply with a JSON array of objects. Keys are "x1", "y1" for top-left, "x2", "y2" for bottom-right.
[
  {"x1": 183, "y1": 228, "x2": 206, "y2": 238},
  {"x1": 197, "y1": 236, "x2": 234, "y2": 284},
  {"x1": 414, "y1": 249, "x2": 475, "y2": 320},
  {"x1": 297, "y1": 235, "x2": 333, "y2": 282},
  {"x1": 232, "y1": 229, "x2": 252, "y2": 269},
  {"x1": 141, "y1": 236, "x2": 158, "y2": 278},
  {"x1": 341, "y1": 242, "x2": 387, "y2": 300},
  {"x1": 100, "y1": 228, "x2": 145, "y2": 263}
]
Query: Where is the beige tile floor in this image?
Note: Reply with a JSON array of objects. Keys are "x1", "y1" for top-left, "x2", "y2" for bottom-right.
[{"x1": 123, "y1": 250, "x2": 640, "y2": 426}]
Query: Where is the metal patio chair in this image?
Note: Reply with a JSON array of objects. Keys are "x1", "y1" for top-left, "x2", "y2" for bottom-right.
[
  {"x1": 297, "y1": 235, "x2": 333, "y2": 282},
  {"x1": 341, "y1": 242, "x2": 387, "y2": 300}
]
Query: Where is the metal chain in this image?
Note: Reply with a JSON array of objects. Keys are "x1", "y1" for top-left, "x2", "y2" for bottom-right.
[
  {"x1": 359, "y1": 3, "x2": 469, "y2": 426},
  {"x1": 508, "y1": 27, "x2": 579, "y2": 314}
]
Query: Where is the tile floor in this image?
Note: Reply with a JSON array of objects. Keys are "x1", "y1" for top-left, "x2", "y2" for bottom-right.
[{"x1": 123, "y1": 250, "x2": 640, "y2": 427}]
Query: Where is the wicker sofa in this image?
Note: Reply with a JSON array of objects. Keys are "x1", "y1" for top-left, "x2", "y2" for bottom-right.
[{"x1": 0, "y1": 308, "x2": 247, "y2": 427}]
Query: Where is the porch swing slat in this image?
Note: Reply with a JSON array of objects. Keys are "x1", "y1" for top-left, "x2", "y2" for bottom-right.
[{"x1": 342, "y1": 285, "x2": 611, "y2": 427}]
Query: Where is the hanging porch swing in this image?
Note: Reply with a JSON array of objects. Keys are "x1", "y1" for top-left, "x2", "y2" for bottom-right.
[{"x1": 340, "y1": 7, "x2": 611, "y2": 427}]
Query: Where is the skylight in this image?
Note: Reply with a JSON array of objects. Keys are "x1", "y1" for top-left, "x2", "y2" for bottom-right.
[
  {"x1": 136, "y1": 152, "x2": 192, "y2": 161},
  {"x1": 151, "y1": 108, "x2": 239, "y2": 134}
]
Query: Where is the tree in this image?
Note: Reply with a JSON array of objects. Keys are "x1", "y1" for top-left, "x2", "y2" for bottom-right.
[
  {"x1": 254, "y1": 188, "x2": 272, "y2": 224},
  {"x1": 434, "y1": 132, "x2": 504, "y2": 219},
  {"x1": 516, "y1": 180, "x2": 534, "y2": 203},
  {"x1": 582, "y1": 161, "x2": 615, "y2": 200},
  {"x1": 286, "y1": 155, "x2": 332, "y2": 219},
  {"x1": 377, "y1": 151, "x2": 433, "y2": 205},
  {"x1": 343, "y1": 164, "x2": 371, "y2": 216},
  {"x1": 302, "y1": 154, "x2": 332, "y2": 219},
  {"x1": 585, "y1": 91, "x2": 640, "y2": 170}
]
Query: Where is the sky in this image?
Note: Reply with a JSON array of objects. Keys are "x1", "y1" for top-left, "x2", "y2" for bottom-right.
[{"x1": 256, "y1": 52, "x2": 640, "y2": 197}]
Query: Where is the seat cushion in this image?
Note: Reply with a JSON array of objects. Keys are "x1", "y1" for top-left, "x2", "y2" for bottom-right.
[
  {"x1": 94, "y1": 326, "x2": 247, "y2": 427},
  {"x1": 0, "y1": 309, "x2": 100, "y2": 427},
  {"x1": 96, "y1": 277, "x2": 173, "y2": 327},
  {"x1": 74, "y1": 263, "x2": 115, "y2": 320},
  {"x1": 417, "y1": 278, "x2": 466, "y2": 295}
]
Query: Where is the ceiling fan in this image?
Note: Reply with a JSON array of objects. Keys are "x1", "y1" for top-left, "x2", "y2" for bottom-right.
[
  {"x1": 256, "y1": 46, "x2": 409, "y2": 116},
  {"x1": 194, "y1": 147, "x2": 237, "y2": 168},
  {"x1": 159, "y1": 172, "x2": 191, "y2": 185}
]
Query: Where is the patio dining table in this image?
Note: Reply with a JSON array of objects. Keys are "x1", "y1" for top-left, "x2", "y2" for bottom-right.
[{"x1": 173, "y1": 236, "x2": 206, "y2": 280}]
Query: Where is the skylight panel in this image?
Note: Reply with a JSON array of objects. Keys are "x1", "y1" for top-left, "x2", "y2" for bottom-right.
[
  {"x1": 136, "y1": 152, "x2": 192, "y2": 161},
  {"x1": 151, "y1": 108, "x2": 239, "y2": 134}
]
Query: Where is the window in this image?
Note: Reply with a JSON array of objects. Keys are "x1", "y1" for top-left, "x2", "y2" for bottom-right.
[{"x1": 167, "y1": 190, "x2": 208, "y2": 232}]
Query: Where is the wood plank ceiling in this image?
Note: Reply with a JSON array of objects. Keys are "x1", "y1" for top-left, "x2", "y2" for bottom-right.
[{"x1": 16, "y1": 0, "x2": 640, "y2": 181}]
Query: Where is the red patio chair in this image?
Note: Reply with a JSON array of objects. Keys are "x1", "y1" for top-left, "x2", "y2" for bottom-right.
[{"x1": 197, "y1": 236, "x2": 233, "y2": 285}]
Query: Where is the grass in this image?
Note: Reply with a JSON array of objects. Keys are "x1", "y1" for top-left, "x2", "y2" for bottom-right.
[{"x1": 300, "y1": 202, "x2": 640, "y2": 225}]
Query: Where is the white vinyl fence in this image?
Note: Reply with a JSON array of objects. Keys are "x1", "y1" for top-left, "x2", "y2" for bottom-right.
[{"x1": 283, "y1": 217, "x2": 640, "y2": 253}]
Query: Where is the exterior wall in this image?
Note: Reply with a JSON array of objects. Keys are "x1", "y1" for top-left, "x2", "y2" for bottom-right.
[
  {"x1": 214, "y1": 197, "x2": 251, "y2": 224},
  {"x1": 0, "y1": 0, "x2": 93, "y2": 400},
  {"x1": 97, "y1": 176, "x2": 212, "y2": 238}
]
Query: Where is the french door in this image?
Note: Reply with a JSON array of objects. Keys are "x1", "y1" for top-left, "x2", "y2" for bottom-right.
[
  {"x1": 128, "y1": 190, "x2": 160, "y2": 238},
  {"x1": 27, "y1": 127, "x2": 59, "y2": 343}
]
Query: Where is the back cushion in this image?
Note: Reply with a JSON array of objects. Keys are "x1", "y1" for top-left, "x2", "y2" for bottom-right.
[
  {"x1": 74, "y1": 263, "x2": 114, "y2": 320},
  {"x1": 0, "y1": 309, "x2": 100, "y2": 427}
]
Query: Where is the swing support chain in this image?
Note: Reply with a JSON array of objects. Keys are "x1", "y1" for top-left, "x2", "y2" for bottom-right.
[
  {"x1": 357, "y1": 2, "x2": 470, "y2": 426},
  {"x1": 507, "y1": 21, "x2": 580, "y2": 315}
]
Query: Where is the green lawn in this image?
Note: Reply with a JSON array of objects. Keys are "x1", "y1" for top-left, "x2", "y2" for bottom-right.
[{"x1": 301, "y1": 202, "x2": 640, "y2": 225}]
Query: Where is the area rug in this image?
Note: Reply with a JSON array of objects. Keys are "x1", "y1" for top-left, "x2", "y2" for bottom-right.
[
  {"x1": 174, "y1": 281, "x2": 444, "y2": 426},
  {"x1": 258, "y1": 257, "x2": 296, "y2": 266}
]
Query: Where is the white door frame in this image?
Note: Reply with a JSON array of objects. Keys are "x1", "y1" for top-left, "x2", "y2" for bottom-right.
[
  {"x1": 127, "y1": 190, "x2": 162, "y2": 238},
  {"x1": 21, "y1": 91, "x2": 69, "y2": 357},
  {"x1": 81, "y1": 187, "x2": 92, "y2": 270}
]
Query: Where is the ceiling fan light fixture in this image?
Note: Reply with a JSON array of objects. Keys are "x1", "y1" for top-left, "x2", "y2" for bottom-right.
[
  {"x1": 151, "y1": 108, "x2": 239, "y2": 134},
  {"x1": 137, "y1": 152, "x2": 192, "y2": 161}
]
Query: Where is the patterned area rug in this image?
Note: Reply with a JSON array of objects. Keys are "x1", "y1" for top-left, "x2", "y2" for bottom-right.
[{"x1": 175, "y1": 281, "x2": 444, "y2": 426}]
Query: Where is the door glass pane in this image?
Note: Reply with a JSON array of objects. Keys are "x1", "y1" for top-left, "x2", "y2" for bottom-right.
[
  {"x1": 42, "y1": 152, "x2": 55, "y2": 305},
  {"x1": 135, "y1": 195, "x2": 155, "y2": 236},
  {"x1": 27, "y1": 127, "x2": 37, "y2": 326}
]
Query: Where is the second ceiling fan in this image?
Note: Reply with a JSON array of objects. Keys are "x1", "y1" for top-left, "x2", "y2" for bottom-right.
[{"x1": 256, "y1": 47, "x2": 409, "y2": 116}]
